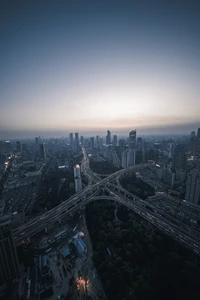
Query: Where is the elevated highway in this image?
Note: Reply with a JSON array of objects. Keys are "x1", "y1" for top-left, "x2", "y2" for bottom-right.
[{"x1": 13, "y1": 149, "x2": 200, "y2": 255}]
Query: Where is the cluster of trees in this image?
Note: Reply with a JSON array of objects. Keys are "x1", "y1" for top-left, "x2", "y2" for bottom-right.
[
  {"x1": 89, "y1": 159, "x2": 121, "y2": 174},
  {"x1": 86, "y1": 201, "x2": 200, "y2": 300},
  {"x1": 120, "y1": 174, "x2": 155, "y2": 199}
]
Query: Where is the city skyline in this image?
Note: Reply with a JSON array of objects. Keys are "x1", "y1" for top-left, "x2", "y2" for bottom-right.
[{"x1": 1, "y1": 0, "x2": 200, "y2": 139}]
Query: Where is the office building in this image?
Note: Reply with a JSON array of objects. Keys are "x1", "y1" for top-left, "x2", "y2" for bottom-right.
[
  {"x1": 196, "y1": 128, "x2": 200, "y2": 156},
  {"x1": 80, "y1": 136, "x2": 84, "y2": 146},
  {"x1": 90, "y1": 137, "x2": 94, "y2": 149},
  {"x1": 135, "y1": 150, "x2": 143, "y2": 164},
  {"x1": 174, "y1": 143, "x2": 188, "y2": 154},
  {"x1": 121, "y1": 150, "x2": 128, "y2": 168},
  {"x1": 75, "y1": 133, "x2": 79, "y2": 144},
  {"x1": 112, "y1": 135, "x2": 117, "y2": 147},
  {"x1": 106, "y1": 130, "x2": 111, "y2": 145},
  {"x1": 74, "y1": 164, "x2": 82, "y2": 193},
  {"x1": 39, "y1": 143, "x2": 46, "y2": 160},
  {"x1": 127, "y1": 150, "x2": 135, "y2": 167},
  {"x1": 96, "y1": 135, "x2": 100, "y2": 147},
  {"x1": 144, "y1": 148, "x2": 158, "y2": 163},
  {"x1": 185, "y1": 170, "x2": 200, "y2": 205},
  {"x1": 137, "y1": 137, "x2": 143, "y2": 150},
  {"x1": 119, "y1": 139, "x2": 125, "y2": 148},
  {"x1": 0, "y1": 215, "x2": 19, "y2": 286},
  {"x1": 129, "y1": 129, "x2": 136, "y2": 149},
  {"x1": 189, "y1": 131, "x2": 196, "y2": 156},
  {"x1": 99, "y1": 137, "x2": 103, "y2": 148},
  {"x1": 0, "y1": 141, "x2": 11, "y2": 155},
  {"x1": 69, "y1": 133, "x2": 73, "y2": 145},
  {"x1": 172, "y1": 153, "x2": 187, "y2": 170}
]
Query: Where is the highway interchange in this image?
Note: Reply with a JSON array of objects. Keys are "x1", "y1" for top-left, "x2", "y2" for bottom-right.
[{"x1": 13, "y1": 148, "x2": 200, "y2": 256}]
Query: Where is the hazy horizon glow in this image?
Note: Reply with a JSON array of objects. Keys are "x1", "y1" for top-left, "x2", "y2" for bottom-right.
[{"x1": 0, "y1": 0, "x2": 200, "y2": 138}]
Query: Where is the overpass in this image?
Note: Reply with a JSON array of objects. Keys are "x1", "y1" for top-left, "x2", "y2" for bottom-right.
[
  {"x1": 13, "y1": 163, "x2": 148, "y2": 243},
  {"x1": 13, "y1": 149, "x2": 200, "y2": 255}
]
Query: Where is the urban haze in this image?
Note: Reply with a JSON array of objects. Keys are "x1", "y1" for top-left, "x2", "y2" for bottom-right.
[{"x1": 0, "y1": 1, "x2": 200, "y2": 300}]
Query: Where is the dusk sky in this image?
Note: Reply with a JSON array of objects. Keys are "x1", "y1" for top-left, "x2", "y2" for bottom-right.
[{"x1": 0, "y1": 0, "x2": 200, "y2": 138}]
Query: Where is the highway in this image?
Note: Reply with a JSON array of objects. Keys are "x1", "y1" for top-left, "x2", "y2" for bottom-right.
[
  {"x1": 13, "y1": 148, "x2": 200, "y2": 256},
  {"x1": 13, "y1": 150, "x2": 146, "y2": 242}
]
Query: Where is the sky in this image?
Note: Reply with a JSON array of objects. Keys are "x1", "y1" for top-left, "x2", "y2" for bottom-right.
[{"x1": 0, "y1": 0, "x2": 200, "y2": 139}]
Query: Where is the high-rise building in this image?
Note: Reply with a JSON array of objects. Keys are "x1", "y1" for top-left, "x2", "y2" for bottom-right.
[
  {"x1": 174, "y1": 143, "x2": 188, "y2": 154},
  {"x1": 137, "y1": 137, "x2": 143, "y2": 150},
  {"x1": 80, "y1": 136, "x2": 84, "y2": 146},
  {"x1": 185, "y1": 170, "x2": 200, "y2": 205},
  {"x1": 112, "y1": 135, "x2": 117, "y2": 146},
  {"x1": 96, "y1": 135, "x2": 100, "y2": 147},
  {"x1": 99, "y1": 137, "x2": 103, "y2": 148},
  {"x1": 74, "y1": 164, "x2": 82, "y2": 193},
  {"x1": 40, "y1": 143, "x2": 46, "y2": 160},
  {"x1": 106, "y1": 130, "x2": 111, "y2": 145},
  {"x1": 16, "y1": 141, "x2": 21, "y2": 152},
  {"x1": 0, "y1": 215, "x2": 19, "y2": 286},
  {"x1": 119, "y1": 139, "x2": 125, "y2": 148},
  {"x1": 196, "y1": 128, "x2": 200, "y2": 156},
  {"x1": 135, "y1": 150, "x2": 143, "y2": 164},
  {"x1": 0, "y1": 141, "x2": 11, "y2": 155},
  {"x1": 189, "y1": 131, "x2": 196, "y2": 156},
  {"x1": 69, "y1": 133, "x2": 73, "y2": 145},
  {"x1": 35, "y1": 137, "x2": 39, "y2": 146},
  {"x1": 129, "y1": 129, "x2": 136, "y2": 149},
  {"x1": 75, "y1": 133, "x2": 79, "y2": 144},
  {"x1": 127, "y1": 150, "x2": 135, "y2": 167},
  {"x1": 121, "y1": 150, "x2": 128, "y2": 168},
  {"x1": 197, "y1": 128, "x2": 200, "y2": 138},
  {"x1": 172, "y1": 153, "x2": 187, "y2": 170},
  {"x1": 90, "y1": 137, "x2": 94, "y2": 149}
]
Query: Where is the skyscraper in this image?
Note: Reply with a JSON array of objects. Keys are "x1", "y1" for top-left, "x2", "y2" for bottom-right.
[
  {"x1": 129, "y1": 129, "x2": 136, "y2": 149},
  {"x1": 112, "y1": 135, "x2": 117, "y2": 146},
  {"x1": 39, "y1": 143, "x2": 46, "y2": 160},
  {"x1": 196, "y1": 128, "x2": 200, "y2": 156},
  {"x1": 96, "y1": 135, "x2": 100, "y2": 147},
  {"x1": 137, "y1": 137, "x2": 143, "y2": 150},
  {"x1": 69, "y1": 133, "x2": 73, "y2": 145},
  {"x1": 185, "y1": 170, "x2": 200, "y2": 205},
  {"x1": 74, "y1": 164, "x2": 82, "y2": 193},
  {"x1": 75, "y1": 133, "x2": 79, "y2": 144},
  {"x1": 90, "y1": 137, "x2": 94, "y2": 149},
  {"x1": 99, "y1": 137, "x2": 103, "y2": 148},
  {"x1": 0, "y1": 141, "x2": 11, "y2": 155},
  {"x1": 0, "y1": 215, "x2": 19, "y2": 286},
  {"x1": 119, "y1": 139, "x2": 125, "y2": 147},
  {"x1": 135, "y1": 150, "x2": 143, "y2": 164},
  {"x1": 189, "y1": 131, "x2": 196, "y2": 156},
  {"x1": 80, "y1": 136, "x2": 84, "y2": 146},
  {"x1": 121, "y1": 150, "x2": 128, "y2": 168},
  {"x1": 106, "y1": 130, "x2": 111, "y2": 145},
  {"x1": 127, "y1": 149, "x2": 135, "y2": 167}
]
